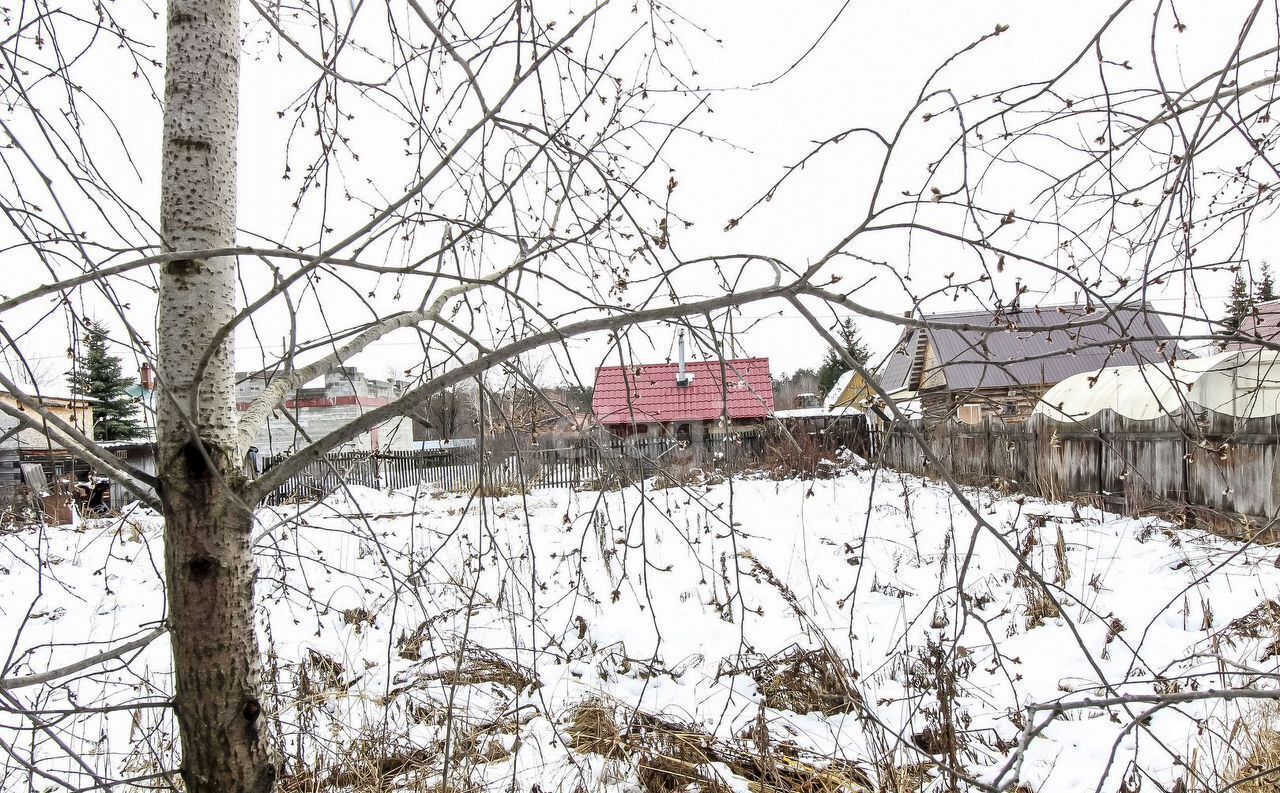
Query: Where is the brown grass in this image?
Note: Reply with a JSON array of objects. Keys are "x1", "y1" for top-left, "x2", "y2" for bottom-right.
[
  {"x1": 1221, "y1": 600, "x2": 1280, "y2": 641},
  {"x1": 724, "y1": 645, "x2": 862, "y2": 717},
  {"x1": 420, "y1": 645, "x2": 540, "y2": 692},
  {"x1": 563, "y1": 697, "x2": 872, "y2": 793},
  {"x1": 566, "y1": 698, "x2": 626, "y2": 759},
  {"x1": 565, "y1": 699, "x2": 728, "y2": 792},
  {"x1": 277, "y1": 734, "x2": 438, "y2": 793},
  {"x1": 633, "y1": 716, "x2": 727, "y2": 793},
  {"x1": 878, "y1": 761, "x2": 935, "y2": 793},
  {"x1": 1053, "y1": 526, "x2": 1070, "y2": 586},
  {"x1": 341, "y1": 607, "x2": 376, "y2": 633},
  {"x1": 397, "y1": 619, "x2": 430, "y2": 661},
  {"x1": 1224, "y1": 706, "x2": 1280, "y2": 793},
  {"x1": 472, "y1": 481, "x2": 527, "y2": 499},
  {"x1": 1023, "y1": 588, "x2": 1060, "y2": 630},
  {"x1": 758, "y1": 432, "x2": 846, "y2": 480},
  {"x1": 277, "y1": 711, "x2": 523, "y2": 793}
]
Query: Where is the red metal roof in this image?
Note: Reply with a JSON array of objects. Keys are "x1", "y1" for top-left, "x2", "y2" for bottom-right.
[{"x1": 592, "y1": 358, "x2": 774, "y2": 426}]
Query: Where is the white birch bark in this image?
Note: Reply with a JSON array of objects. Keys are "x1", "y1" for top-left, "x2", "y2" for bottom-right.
[{"x1": 158, "y1": 1, "x2": 275, "y2": 791}]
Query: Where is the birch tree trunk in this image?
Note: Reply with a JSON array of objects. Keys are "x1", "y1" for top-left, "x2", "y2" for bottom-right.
[{"x1": 159, "y1": 1, "x2": 275, "y2": 791}]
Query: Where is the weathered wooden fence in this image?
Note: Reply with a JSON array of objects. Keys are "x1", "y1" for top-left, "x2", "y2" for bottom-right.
[
  {"x1": 878, "y1": 410, "x2": 1280, "y2": 531},
  {"x1": 260, "y1": 432, "x2": 765, "y2": 502}
]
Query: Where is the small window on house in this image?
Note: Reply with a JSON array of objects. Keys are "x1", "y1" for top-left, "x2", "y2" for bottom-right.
[
  {"x1": 676, "y1": 423, "x2": 691, "y2": 443},
  {"x1": 957, "y1": 404, "x2": 983, "y2": 425}
]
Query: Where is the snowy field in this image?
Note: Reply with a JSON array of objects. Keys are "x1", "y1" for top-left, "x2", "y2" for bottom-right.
[{"x1": 3, "y1": 468, "x2": 1280, "y2": 792}]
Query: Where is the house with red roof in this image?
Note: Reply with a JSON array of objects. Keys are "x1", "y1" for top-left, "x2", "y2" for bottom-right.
[{"x1": 591, "y1": 352, "x2": 775, "y2": 440}]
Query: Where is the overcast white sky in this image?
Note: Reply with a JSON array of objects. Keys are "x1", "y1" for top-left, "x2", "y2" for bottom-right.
[{"x1": 2, "y1": 0, "x2": 1275, "y2": 390}]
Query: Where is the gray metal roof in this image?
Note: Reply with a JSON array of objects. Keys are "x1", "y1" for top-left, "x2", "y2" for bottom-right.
[{"x1": 876, "y1": 304, "x2": 1175, "y2": 393}]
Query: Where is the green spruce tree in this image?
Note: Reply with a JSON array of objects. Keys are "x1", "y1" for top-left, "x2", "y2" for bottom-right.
[
  {"x1": 1223, "y1": 273, "x2": 1252, "y2": 334},
  {"x1": 1258, "y1": 262, "x2": 1277, "y2": 303},
  {"x1": 817, "y1": 319, "x2": 871, "y2": 396},
  {"x1": 69, "y1": 322, "x2": 143, "y2": 441}
]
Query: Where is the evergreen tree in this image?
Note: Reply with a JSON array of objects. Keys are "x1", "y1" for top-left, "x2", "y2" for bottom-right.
[
  {"x1": 1224, "y1": 273, "x2": 1252, "y2": 334},
  {"x1": 772, "y1": 367, "x2": 820, "y2": 408},
  {"x1": 562, "y1": 383, "x2": 595, "y2": 414},
  {"x1": 1258, "y1": 262, "x2": 1277, "y2": 303},
  {"x1": 68, "y1": 322, "x2": 143, "y2": 441},
  {"x1": 817, "y1": 319, "x2": 871, "y2": 396}
]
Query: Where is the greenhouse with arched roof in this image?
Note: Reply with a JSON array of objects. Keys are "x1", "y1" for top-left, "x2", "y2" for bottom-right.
[{"x1": 1033, "y1": 348, "x2": 1280, "y2": 422}]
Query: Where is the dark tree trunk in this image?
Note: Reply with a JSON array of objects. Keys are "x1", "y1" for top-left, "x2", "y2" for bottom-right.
[{"x1": 162, "y1": 454, "x2": 274, "y2": 793}]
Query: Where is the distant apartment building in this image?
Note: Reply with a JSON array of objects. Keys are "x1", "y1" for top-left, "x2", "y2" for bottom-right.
[{"x1": 237, "y1": 367, "x2": 416, "y2": 455}]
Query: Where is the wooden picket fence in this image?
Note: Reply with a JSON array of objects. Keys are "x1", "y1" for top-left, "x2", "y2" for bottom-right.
[
  {"x1": 876, "y1": 410, "x2": 1280, "y2": 535},
  {"x1": 259, "y1": 432, "x2": 765, "y2": 503}
]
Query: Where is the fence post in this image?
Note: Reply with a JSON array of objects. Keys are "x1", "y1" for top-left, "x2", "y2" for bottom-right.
[
  {"x1": 1096, "y1": 412, "x2": 1106, "y2": 508},
  {"x1": 1029, "y1": 416, "x2": 1040, "y2": 496}
]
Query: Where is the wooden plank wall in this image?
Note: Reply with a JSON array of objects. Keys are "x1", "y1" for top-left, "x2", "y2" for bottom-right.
[{"x1": 879, "y1": 410, "x2": 1280, "y2": 532}]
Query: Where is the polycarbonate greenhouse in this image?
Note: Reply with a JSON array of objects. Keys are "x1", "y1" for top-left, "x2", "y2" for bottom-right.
[{"x1": 1034, "y1": 348, "x2": 1280, "y2": 422}]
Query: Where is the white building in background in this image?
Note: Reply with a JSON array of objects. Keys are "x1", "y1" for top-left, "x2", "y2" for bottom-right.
[{"x1": 237, "y1": 366, "x2": 416, "y2": 456}]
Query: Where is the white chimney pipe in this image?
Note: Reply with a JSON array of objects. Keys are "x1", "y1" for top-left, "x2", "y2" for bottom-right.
[{"x1": 676, "y1": 329, "x2": 694, "y2": 387}]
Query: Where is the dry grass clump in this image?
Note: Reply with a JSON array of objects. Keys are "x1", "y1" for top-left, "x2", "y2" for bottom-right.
[
  {"x1": 758, "y1": 432, "x2": 849, "y2": 480},
  {"x1": 293, "y1": 649, "x2": 351, "y2": 720},
  {"x1": 580, "y1": 464, "x2": 638, "y2": 492},
  {"x1": 633, "y1": 718, "x2": 728, "y2": 793},
  {"x1": 565, "y1": 699, "x2": 728, "y2": 792},
  {"x1": 278, "y1": 747, "x2": 485, "y2": 793},
  {"x1": 472, "y1": 481, "x2": 527, "y2": 499},
  {"x1": 720, "y1": 739, "x2": 873, "y2": 793},
  {"x1": 1215, "y1": 599, "x2": 1280, "y2": 661},
  {"x1": 563, "y1": 698, "x2": 872, "y2": 793},
  {"x1": 293, "y1": 649, "x2": 348, "y2": 709},
  {"x1": 877, "y1": 761, "x2": 935, "y2": 792},
  {"x1": 341, "y1": 607, "x2": 377, "y2": 633},
  {"x1": 277, "y1": 733, "x2": 437, "y2": 793},
  {"x1": 1223, "y1": 706, "x2": 1280, "y2": 793},
  {"x1": 278, "y1": 714, "x2": 519, "y2": 793},
  {"x1": 1023, "y1": 588, "x2": 1060, "y2": 630},
  {"x1": 1221, "y1": 600, "x2": 1280, "y2": 640},
  {"x1": 1013, "y1": 529, "x2": 1064, "y2": 630},
  {"x1": 725, "y1": 645, "x2": 862, "y2": 716},
  {"x1": 397, "y1": 620, "x2": 431, "y2": 661},
  {"x1": 420, "y1": 645, "x2": 540, "y2": 692},
  {"x1": 567, "y1": 698, "x2": 627, "y2": 759}
]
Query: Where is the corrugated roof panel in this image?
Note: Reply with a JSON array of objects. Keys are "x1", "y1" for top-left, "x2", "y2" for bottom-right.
[{"x1": 874, "y1": 329, "x2": 919, "y2": 393}]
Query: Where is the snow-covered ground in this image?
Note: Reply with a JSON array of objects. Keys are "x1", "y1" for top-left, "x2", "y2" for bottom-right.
[{"x1": 3, "y1": 468, "x2": 1279, "y2": 791}]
